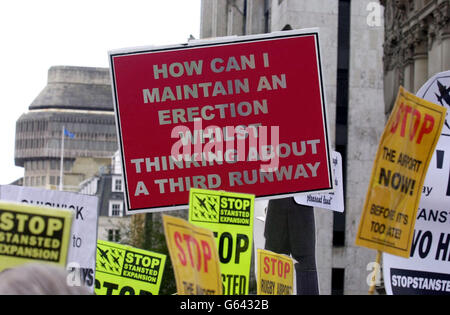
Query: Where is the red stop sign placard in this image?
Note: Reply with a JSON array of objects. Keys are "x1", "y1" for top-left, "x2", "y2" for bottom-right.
[{"x1": 109, "y1": 29, "x2": 333, "y2": 213}]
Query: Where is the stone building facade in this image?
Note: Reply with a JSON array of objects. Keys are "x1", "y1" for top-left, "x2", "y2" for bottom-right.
[
  {"x1": 14, "y1": 66, "x2": 128, "y2": 244},
  {"x1": 381, "y1": 0, "x2": 450, "y2": 115},
  {"x1": 200, "y1": 0, "x2": 386, "y2": 294},
  {"x1": 14, "y1": 66, "x2": 118, "y2": 191},
  {"x1": 79, "y1": 151, "x2": 129, "y2": 243}
]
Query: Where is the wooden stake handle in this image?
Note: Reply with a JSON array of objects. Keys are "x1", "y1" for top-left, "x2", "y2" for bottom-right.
[{"x1": 368, "y1": 250, "x2": 382, "y2": 295}]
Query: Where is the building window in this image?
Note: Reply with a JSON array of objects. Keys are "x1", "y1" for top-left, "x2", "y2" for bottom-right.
[
  {"x1": 50, "y1": 159, "x2": 58, "y2": 170},
  {"x1": 264, "y1": 0, "x2": 270, "y2": 33},
  {"x1": 112, "y1": 176, "x2": 123, "y2": 192},
  {"x1": 108, "y1": 229, "x2": 121, "y2": 242},
  {"x1": 332, "y1": 268, "x2": 345, "y2": 295},
  {"x1": 64, "y1": 160, "x2": 72, "y2": 171},
  {"x1": 333, "y1": 0, "x2": 351, "y2": 249},
  {"x1": 109, "y1": 201, "x2": 123, "y2": 217}
]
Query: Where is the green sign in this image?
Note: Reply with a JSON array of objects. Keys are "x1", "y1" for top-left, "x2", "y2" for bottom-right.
[
  {"x1": 0, "y1": 201, "x2": 72, "y2": 271},
  {"x1": 189, "y1": 188, "x2": 255, "y2": 295},
  {"x1": 95, "y1": 240, "x2": 166, "y2": 295}
]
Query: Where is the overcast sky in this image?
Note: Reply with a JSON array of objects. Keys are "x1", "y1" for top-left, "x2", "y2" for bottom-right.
[{"x1": 0, "y1": 0, "x2": 201, "y2": 185}]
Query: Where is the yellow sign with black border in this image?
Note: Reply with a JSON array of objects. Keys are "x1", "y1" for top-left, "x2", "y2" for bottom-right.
[
  {"x1": 0, "y1": 201, "x2": 72, "y2": 271},
  {"x1": 257, "y1": 249, "x2": 294, "y2": 295},
  {"x1": 163, "y1": 215, "x2": 222, "y2": 295},
  {"x1": 356, "y1": 87, "x2": 446, "y2": 257},
  {"x1": 95, "y1": 240, "x2": 166, "y2": 295},
  {"x1": 188, "y1": 188, "x2": 255, "y2": 295}
]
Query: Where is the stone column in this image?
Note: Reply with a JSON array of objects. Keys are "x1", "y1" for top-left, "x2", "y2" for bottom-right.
[
  {"x1": 439, "y1": 2, "x2": 450, "y2": 71},
  {"x1": 427, "y1": 7, "x2": 441, "y2": 77},
  {"x1": 211, "y1": 0, "x2": 229, "y2": 38},
  {"x1": 413, "y1": 51, "x2": 428, "y2": 92},
  {"x1": 443, "y1": 33, "x2": 450, "y2": 71},
  {"x1": 428, "y1": 1, "x2": 450, "y2": 75},
  {"x1": 402, "y1": 34, "x2": 415, "y2": 93},
  {"x1": 200, "y1": 0, "x2": 214, "y2": 38},
  {"x1": 245, "y1": 0, "x2": 266, "y2": 35},
  {"x1": 441, "y1": 18, "x2": 450, "y2": 71},
  {"x1": 226, "y1": 0, "x2": 246, "y2": 36},
  {"x1": 412, "y1": 23, "x2": 429, "y2": 93},
  {"x1": 403, "y1": 63, "x2": 414, "y2": 92}
]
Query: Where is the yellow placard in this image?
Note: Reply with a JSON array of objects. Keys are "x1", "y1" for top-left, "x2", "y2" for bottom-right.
[
  {"x1": 356, "y1": 87, "x2": 446, "y2": 257},
  {"x1": 257, "y1": 249, "x2": 294, "y2": 295},
  {"x1": 188, "y1": 188, "x2": 255, "y2": 295},
  {"x1": 0, "y1": 201, "x2": 73, "y2": 271},
  {"x1": 94, "y1": 240, "x2": 166, "y2": 295},
  {"x1": 162, "y1": 215, "x2": 222, "y2": 295}
]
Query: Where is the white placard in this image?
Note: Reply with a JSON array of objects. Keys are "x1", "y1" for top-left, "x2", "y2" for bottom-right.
[
  {"x1": 0, "y1": 185, "x2": 99, "y2": 291},
  {"x1": 294, "y1": 151, "x2": 344, "y2": 212},
  {"x1": 383, "y1": 71, "x2": 450, "y2": 295}
]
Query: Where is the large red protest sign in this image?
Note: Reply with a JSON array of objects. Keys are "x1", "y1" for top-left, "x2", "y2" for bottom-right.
[{"x1": 109, "y1": 29, "x2": 333, "y2": 213}]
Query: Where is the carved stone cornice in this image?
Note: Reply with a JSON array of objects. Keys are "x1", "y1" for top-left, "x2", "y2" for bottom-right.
[
  {"x1": 382, "y1": 0, "x2": 409, "y2": 71},
  {"x1": 427, "y1": 1, "x2": 450, "y2": 46},
  {"x1": 437, "y1": 1, "x2": 450, "y2": 34},
  {"x1": 412, "y1": 21, "x2": 428, "y2": 54},
  {"x1": 381, "y1": 0, "x2": 450, "y2": 71},
  {"x1": 428, "y1": 10, "x2": 439, "y2": 46}
]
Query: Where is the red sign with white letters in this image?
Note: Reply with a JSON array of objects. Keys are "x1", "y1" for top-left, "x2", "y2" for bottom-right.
[{"x1": 109, "y1": 29, "x2": 333, "y2": 213}]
